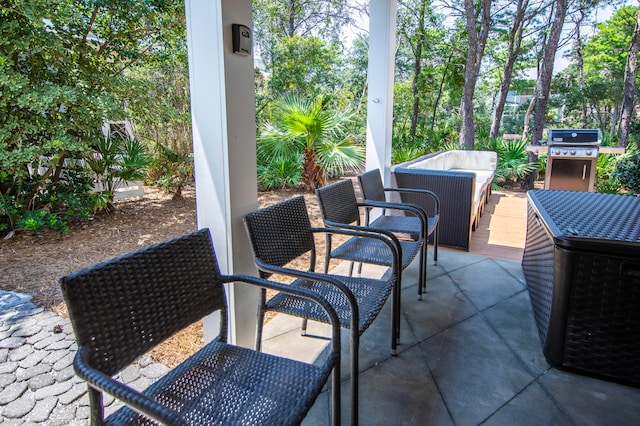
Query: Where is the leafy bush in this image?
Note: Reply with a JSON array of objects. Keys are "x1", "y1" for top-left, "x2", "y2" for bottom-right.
[
  {"x1": 480, "y1": 137, "x2": 537, "y2": 190},
  {"x1": 257, "y1": 159, "x2": 302, "y2": 190},
  {"x1": 149, "y1": 143, "x2": 193, "y2": 198},
  {"x1": 595, "y1": 153, "x2": 622, "y2": 194},
  {"x1": 85, "y1": 136, "x2": 150, "y2": 212},
  {"x1": 1, "y1": 165, "x2": 94, "y2": 234},
  {"x1": 613, "y1": 147, "x2": 640, "y2": 194}
]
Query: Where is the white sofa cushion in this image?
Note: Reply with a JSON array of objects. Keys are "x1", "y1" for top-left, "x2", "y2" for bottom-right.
[
  {"x1": 406, "y1": 150, "x2": 497, "y2": 172},
  {"x1": 405, "y1": 150, "x2": 497, "y2": 213}
]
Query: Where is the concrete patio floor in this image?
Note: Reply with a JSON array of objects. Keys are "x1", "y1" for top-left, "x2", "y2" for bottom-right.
[{"x1": 261, "y1": 249, "x2": 640, "y2": 425}]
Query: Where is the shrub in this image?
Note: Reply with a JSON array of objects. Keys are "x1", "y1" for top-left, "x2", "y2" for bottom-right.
[{"x1": 613, "y1": 147, "x2": 640, "y2": 195}]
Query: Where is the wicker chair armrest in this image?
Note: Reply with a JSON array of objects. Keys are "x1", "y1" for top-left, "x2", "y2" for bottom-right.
[
  {"x1": 383, "y1": 187, "x2": 440, "y2": 215},
  {"x1": 357, "y1": 200, "x2": 428, "y2": 234},
  {"x1": 310, "y1": 225, "x2": 401, "y2": 273},
  {"x1": 224, "y1": 274, "x2": 342, "y2": 345},
  {"x1": 74, "y1": 347, "x2": 187, "y2": 426},
  {"x1": 251, "y1": 261, "x2": 360, "y2": 333}
]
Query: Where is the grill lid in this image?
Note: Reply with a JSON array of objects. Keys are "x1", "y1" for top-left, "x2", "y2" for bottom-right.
[{"x1": 548, "y1": 128, "x2": 601, "y2": 146}]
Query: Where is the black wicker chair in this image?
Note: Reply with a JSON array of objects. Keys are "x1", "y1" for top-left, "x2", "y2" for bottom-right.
[
  {"x1": 243, "y1": 196, "x2": 399, "y2": 426},
  {"x1": 315, "y1": 179, "x2": 423, "y2": 304},
  {"x1": 358, "y1": 169, "x2": 440, "y2": 294},
  {"x1": 59, "y1": 228, "x2": 341, "y2": 426}
]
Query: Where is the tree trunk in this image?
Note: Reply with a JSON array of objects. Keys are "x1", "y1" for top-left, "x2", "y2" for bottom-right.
[
  {"x1": 410, "y1": 1, "x2": 427, "y2": 142},
  {"x1": 610, "y1": 105, "x2": 618, "y2": 141},
  {"x1": 459, "y1": 0, "x2": 492, "y2": 149},
  {"x1": 302, "y1": 147, "x2": 323, "y2": 191},
  {"x1": 490, "y1": 0, "x2": 529, "y2": 139},
  {"x1": 617, "y1": 6, "x2": 640, "y2": 148},
  {"x1": 574, "y1": 10, "x2": 588, "y2": 127},
  {"x1": 288, "y1": 0, "x2": 296, "y2": 36},
  {"x1": 428, "y1": 52, "x2": 453, "y2": 146},
  {"x1": 522, "y1": 94, "x2": 535, "y2": 140},
  {"x1": 524, "y1": 0, "x2": 567, "y2": 189}
]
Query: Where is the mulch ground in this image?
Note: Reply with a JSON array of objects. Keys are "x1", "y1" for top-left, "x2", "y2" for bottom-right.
[{"x1": 0, "y1": 182, "x2": 345, "y2": 368}]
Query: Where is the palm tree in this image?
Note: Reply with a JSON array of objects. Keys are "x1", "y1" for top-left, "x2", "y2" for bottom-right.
[{"x1": 258, "y1": 95, "x2": 365, "y2": 191}]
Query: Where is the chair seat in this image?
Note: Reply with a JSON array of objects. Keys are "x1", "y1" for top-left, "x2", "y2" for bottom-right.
[
  {"x1": 369, "y1": 215, "x2": 439, "y2": 238},
  {"x1": 266, "y1": 274, "x2": 394, "y2": 333},
  {"x1": 107, "y1": 340, "x2": 331, "y2": 426},
  {"x1": 330, "y1": 237, "x2": 420, "y2": 270}
]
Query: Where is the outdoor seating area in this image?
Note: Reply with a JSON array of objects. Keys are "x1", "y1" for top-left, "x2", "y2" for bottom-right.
[
  {"x1": 392, "y1": 150, "x2": 498, "y2": 251},
  {"x1": 2, "y1": 187, "x2": 639, "y2": 425}
]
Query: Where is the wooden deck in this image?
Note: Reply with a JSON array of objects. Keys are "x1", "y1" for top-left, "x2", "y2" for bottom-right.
[{"x1": 442, "y1": 190, "x2": 528, "y2": 262}]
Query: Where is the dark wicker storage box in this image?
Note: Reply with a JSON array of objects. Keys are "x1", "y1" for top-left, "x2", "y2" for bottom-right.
[{"x1": 522, "y1": 190, "x2": 640, "y2": 387}]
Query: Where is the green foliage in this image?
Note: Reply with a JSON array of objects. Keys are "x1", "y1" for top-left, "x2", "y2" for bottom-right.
[
  {"x1": 257, "y1": 159, "x2": 302, "y2": 190},
  {"x1": 0, "y1": 0, "x2": 184, "y2": 233},
  {"x1": 557, "y1": 6, "x2": 637, "y2": 131},
  {"x1": 150, "y1": 143, "x2": 193, "y2": 198},
  {"x1": 480, "y1": 137, "x2": 537, "y2": 190},
  {"x1": 595, "y1": 153, "x2": 623, "y2": 194},
  {"x1": 258, "y1": 94, "x2": 364, "y2": 191},
  {"x1": 268, "y1": 36, "x2": 342, "y2": 99},
  {"x1": 391, "y1": 145, "x2": 426, "y2": 165},
  {"x1": 613, "y1": 146, "x2": 640, "y2": 195},
  {"x1": 85, "y1": 136, "x2": 150, "y2": 211}
]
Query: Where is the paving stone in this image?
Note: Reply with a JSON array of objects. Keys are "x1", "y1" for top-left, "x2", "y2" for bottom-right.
[
  {"x1": 0, "y1": 337, "x2": 26, "y2": 350},
  {"x1": 0, "y1": 418, "x2": 25, "y2": 425},
  {"x1": 76, "y1": 404, "x2": 90, "y2": 420},
  {"x1": 138, "y1": 355, "x2": 153, "y2": 368},
  {"x1": 0, "y1": 382, "x2": 28, "y2": 405},
  {"x1": 16, "y1": 364, "x2": 52, "y2": 382},
  {"x1": 25, "y1": 331, "x2": 50, "y2": 346},
  {"x1": 120, "y1": 365, "x2": 140, "y2": 384},
  {"x1": 0, "y1": 361, "x2": 18, "y2": 374},
  {"x1": 8, "y1": 345, "x2": 33, "y2": 362},
  {"x1": 0, "y1": 292, "x2": 31, "y2": 310},
  {"x1": 60, "y1": 322, "x2": 74, "y2": 334},
  {"x1": 28, "y1": 397, "x2": 57, "y2": 423},
  {"x1": 54, "y1": 366, "x2": 76, "y2": 383},
  {"x1": 0, "y1": 373, "x2": 17, "y2": 388},
  {"x1": 18, "y1": 350, "x2": 47, "y2": 369},
  {"x1": 11, "y1": 325, "x2": 42, "y2": 338},
  {"x1": 33, "y1": 333, "x2": 65, "y2": 350},
  {"x1": 47, "y1": 339, "x2": 74, "y2": 351},
  {"x1": 33, "y1": 380, "x2": 73, "y2": 400},
  {"x1": 41, "y1": 350, "x2": 68, "y2": 365},
  {"x1": 53, "y1": 352, "x2": 74, "y2": 371},
  {"x1": 128, "y1": 376, "x2": 152, "y2": 392},
  {"x1": 48, "y1": 404, "x2": 77, "y2": 425},
  {"x1": 27, "y1": 373, "x2": 56, "y2": 391},
  {"x1": 0, "y1": 348, "x2": 8, "y2": 362},
  {"x1": 59, "y1": 383, "x2": 86, "y2": 405},
  {"x1": 140, "y1": 363, "x2": 169, "y2": 380},
  {"x1": 103, "y1": 392, "x2": 114, "y2": 407},
  {"x1": 1, "y1": 395, "x2": 36, "y2": 418},
  {"x1": 77, "y1": 393, "x2": 89, "y2": 407},
  {"x1": 39, "y1": 315, "x2": 66, "y2": 328}
]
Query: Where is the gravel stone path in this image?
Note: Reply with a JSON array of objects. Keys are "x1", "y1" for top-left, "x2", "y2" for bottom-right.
[{"x1": 0, "y1": 290, "x2": 169, "y2": 425}]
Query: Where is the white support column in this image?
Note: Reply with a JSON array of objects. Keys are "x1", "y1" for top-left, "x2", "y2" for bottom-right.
[
  {"x1": 366, "y1": 0, "x2": 397, "y2": 186},
  {"x1": 185, "y1": 0, "x2": 259, "y2": 348}
]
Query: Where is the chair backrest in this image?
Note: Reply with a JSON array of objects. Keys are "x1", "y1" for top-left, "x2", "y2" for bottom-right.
[
  {"x1": 358, "y1": 169, "x2": 386, "y2": 203},
  {"x1": 243, "y1": 196, "x2": 316, "y2": 276},
  {"x1": 316, "y1": 179, "x2": 361, "y2": 225},
  {"x1": 59, "y1": 229, "x2": 226, "y2": 377}
]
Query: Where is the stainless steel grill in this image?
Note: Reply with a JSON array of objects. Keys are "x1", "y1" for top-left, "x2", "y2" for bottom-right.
[{"x1": 544, "y1": 129, "x2": 601, "y2": 192}]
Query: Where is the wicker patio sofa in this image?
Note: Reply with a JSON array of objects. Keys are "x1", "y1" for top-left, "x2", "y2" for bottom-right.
[{"x1": 391, "y1": 150, "x2": 497, "y2": 251}]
